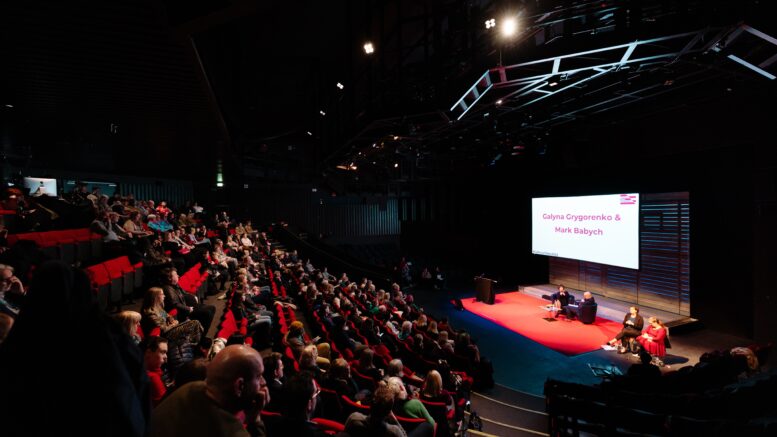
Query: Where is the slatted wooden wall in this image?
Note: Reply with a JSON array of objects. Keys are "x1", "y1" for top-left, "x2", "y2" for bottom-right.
[
  {"x1": 248, "y1": 184, "x2": 400, "y2": 238},
  {"x1": 121, "y1": 180, "x2": 193, "y2": 210},
  {"x1": 549, "y1": 192, "x2": 690, "y2": 315}
]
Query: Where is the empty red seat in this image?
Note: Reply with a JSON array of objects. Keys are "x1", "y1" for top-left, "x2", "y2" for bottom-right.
[{"x1": 85, "y1": 264, "x2": 111, "y2": 311}]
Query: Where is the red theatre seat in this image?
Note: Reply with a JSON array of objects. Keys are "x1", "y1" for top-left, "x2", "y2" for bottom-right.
[
  {"x1": 311, "y1": 417, "x2": 346, "y2": 435},
  {"x1": 85, "y1": 264, "x2": 111, "y2": 311}
]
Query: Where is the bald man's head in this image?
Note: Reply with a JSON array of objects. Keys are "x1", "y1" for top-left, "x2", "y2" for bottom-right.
[{"x1": 206, "y1": 345, "x2": 267, "y2": 413}]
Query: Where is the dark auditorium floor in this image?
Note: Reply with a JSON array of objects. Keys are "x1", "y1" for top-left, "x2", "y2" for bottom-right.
[{"x1": 411, "y1": 283, "x2": 763, "y2": 396}]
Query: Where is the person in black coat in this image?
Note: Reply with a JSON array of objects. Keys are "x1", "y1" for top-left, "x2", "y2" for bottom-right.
[
  {"x1": 161, "y1": 267, "x2": 215, "y2": 335},
  {"x1": 608, "y1": 306, "x2": 644, "y2": 353},
  {"x1": 550, "y1": 285, "x2": 577, "y2": 319}
]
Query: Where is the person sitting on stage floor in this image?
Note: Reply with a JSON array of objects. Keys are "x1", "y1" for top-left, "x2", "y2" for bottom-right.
[
  {"x1": 550, "y1": 285, "x2": 577, "y2": 320},
  {"x1": 637, "y1": 317, "x2": 668, "y2": 366},
  {"x1": 607, "y1": 306, "x2": 644, "y2": 353}
]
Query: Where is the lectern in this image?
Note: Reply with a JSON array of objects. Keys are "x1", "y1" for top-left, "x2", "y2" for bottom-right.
[{"x1": 474, "y1": 276, "x2": 496, "y2": 305}]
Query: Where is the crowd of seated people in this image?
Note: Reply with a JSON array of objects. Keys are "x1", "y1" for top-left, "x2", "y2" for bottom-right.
[
  {"x1": 252, "y1": 241, "x2": 496, "y2": 435},
  {"x1": 0, "y1": 187, "x2": 285, "y2": 427},
  {"x1": 0, "y1": 187, "x2": 499, "y2": 437}
]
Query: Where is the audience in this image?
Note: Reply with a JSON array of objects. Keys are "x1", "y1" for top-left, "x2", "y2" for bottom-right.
[
  {"x1": 9, "y1": 200, "x2": 762, "y2": 437},
  {"x1": 0, "y1": 261, "x2": 149, "y2": 437},
  {"x1": 264, "y1": 372, "x2": 328, "y2": 437},
  {"x1": 386, "y1": 377, "x2": 435, "y2": 426},
  {"x1": 263, "y1": 352, "x2": 285, "y2": 411},
  {"x1": 161, "y1": 267, "x2": 215, "y2": 335},
  {"x1": 144, "y1": 336, "x2": 170, "y2": 407},
  {"x1": 151, "y1": 344, "x2": 269, "y2": 437},
  {"x1": 114, "y1": 310, "x2": 143, "y2": 345},
  {"x1": 344, "y1": 385, "x2": 406, "y2": 437}
]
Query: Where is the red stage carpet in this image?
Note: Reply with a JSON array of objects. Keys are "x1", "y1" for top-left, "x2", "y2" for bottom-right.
[{"x1": 461, "y1": 291, "x2": 623, "y2": 355}]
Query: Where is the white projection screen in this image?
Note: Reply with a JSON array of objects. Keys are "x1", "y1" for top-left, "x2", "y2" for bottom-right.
[
  {"x1": 532, "y1": 193, "x2": 640, "y2": 269},
  {"x1": 23, "y1": 177, "x2": 58, "y2": 197}
]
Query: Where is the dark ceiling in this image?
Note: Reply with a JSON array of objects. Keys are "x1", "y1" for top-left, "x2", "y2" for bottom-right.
[{"x1": 0, "y1": 0, "x2": 774, "y2": 190}]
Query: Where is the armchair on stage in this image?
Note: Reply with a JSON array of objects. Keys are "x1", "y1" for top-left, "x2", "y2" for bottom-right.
[
  {"x1": 578, "y1": 302, "x2": 598, "y2": 324},
  {"x1": 541, "y1": 291, "x2": 598, "y2": 324}
]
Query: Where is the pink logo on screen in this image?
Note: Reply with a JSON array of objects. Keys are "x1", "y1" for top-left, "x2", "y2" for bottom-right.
[{"x1": 620, "y1": 194, "x2": 637, "y2": 205}]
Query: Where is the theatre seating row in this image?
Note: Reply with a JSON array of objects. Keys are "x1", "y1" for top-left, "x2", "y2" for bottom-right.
[
  {"x1": 7, "y1": 228, "x2": 103, "y2": 264},
  {"x1": 85, "y1": 256, "x2": 143, "y2": 311},
  {"x1": 545, "y1": 373, "x2": 777, "y2": 436},
  {"x1": 178, "y1": 262, "x2": 209, "y2": 303}
]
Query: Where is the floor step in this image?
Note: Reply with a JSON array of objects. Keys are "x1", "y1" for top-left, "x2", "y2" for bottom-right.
[{"x1": 465, "y1": 411, "x2": 549, "y2": 437}]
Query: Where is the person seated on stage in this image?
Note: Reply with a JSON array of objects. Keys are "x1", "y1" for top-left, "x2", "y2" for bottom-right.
[
  {"x1": 550, "y1": 285, "x2": 577, "y2": 319},
  {"x1": 570, "y1": 291, "x2": 596, "y2": 316},
  {"x1": 580, "y1": 291, "x2": 596, "y2": 305},
  {"x1": 637, "y1": 317, "x2": 668, "y2": 366},
  {"x1": 607, "y1": 306, "x2": 644, "y2": 353}
]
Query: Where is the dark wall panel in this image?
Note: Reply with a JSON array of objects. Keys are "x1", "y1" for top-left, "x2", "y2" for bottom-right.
[{"x1": 246, "y1": 184, "x2": 400, "y2": 238}]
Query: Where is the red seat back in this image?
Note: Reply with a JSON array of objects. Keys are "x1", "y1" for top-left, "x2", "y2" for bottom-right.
[
  {"x1": 102, "y1": 259, "x2": 124, "y2": 279},
  {"x1": 85, "y1": 264, "x2": 111, "y2": 285},
  {"x1": 311, "y1": 417, "x2": 346, "y2": 433}
]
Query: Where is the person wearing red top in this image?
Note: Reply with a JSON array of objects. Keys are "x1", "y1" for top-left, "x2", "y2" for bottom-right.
[
  {"x1": 155, "y1": 201, "x2": 172, "y2": 219},
  {"x1": 144, "y1": 336, "x2": 169, "y2": 407},
  {"x1": 637, "y1": 317, "x2": 668, "y2": 365}
]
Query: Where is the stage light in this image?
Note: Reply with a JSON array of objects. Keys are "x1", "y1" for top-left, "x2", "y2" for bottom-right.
[
  {"x1": 4, "y1": 104, "x2": 13, "y2": 108},
  {"x1": 548, "y1": 81, "x2": 558, "y2": 87},
  {"x1": 363, "y1": 42, "x2": 374, "y2": 54},
  {"x1": 336, "y1": 82, "x2": 344, "y2": 89},
  {"x1": 496, "y1": 99, "x2": 503, "y2": 105},
  {"x1": 319, "y1": 110, "x2": 326, "y2": 116},
  {"x1": 393, "y1": 135, "x2": 399, "y2": 140},
  {"x1": 394, "y1": 163, "x2": 399, "y2": 168},
  {"x1": 501, "y1": 17, "x2": 517, "y2": 37},
  {"x1": 306, "y1": 131, "x2": 313, "y2": 136},
  {"x1": 485, "y1": 18, "x2": 496, "y2": 29},
  {"x1": 216, "y1": 182, "x2": 224, "y2": 188}
]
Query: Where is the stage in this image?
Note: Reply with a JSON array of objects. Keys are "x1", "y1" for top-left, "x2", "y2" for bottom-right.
[
  {"x1": 460, "y1": 291, "x2": 623, "y2": 355},
  {"x1": 458, "y1": 285, "x2": 698, "y2": 356},
  {"x1": 520, "y1": 284, "x2": 697, "y2": 328},
  {"x1": 412, "y1": 282, "x2": 754, "y2": 396}
]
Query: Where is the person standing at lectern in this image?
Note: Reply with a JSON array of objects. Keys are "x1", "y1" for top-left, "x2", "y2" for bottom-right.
[{"x1": 551, "y1": 285, "x2": 577, "y2": 320}]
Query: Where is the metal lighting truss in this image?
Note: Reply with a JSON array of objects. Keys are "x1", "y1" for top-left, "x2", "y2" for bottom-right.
[{"x1": 451, "y1": 24, "x2": 777, "y2": 124}]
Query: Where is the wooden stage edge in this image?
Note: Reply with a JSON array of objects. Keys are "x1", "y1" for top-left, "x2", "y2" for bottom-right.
[{"x1": 518, "y1": 284, "x2": 697, "y2": 329}]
